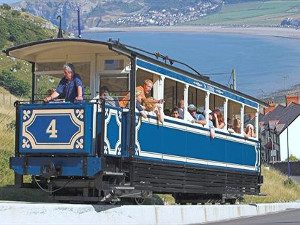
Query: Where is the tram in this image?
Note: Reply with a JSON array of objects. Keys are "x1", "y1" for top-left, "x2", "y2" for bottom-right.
[{"x1": 4, "y1": 38, "x2": 265, "y2": 204}]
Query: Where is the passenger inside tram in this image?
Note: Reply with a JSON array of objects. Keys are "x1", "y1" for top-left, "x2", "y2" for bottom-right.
[
  {"x1": 187, "y1": 104, "x2": 206, "y2": 126},
  {"x1": 99, "y1": 86, "x2": 119, "y2": 107},
  {"x1": 177, "y1": 99, "x2": 185, "y2": 119},
  {"x1": 208, "y1": 111, "x2": 216, "y2": 138},
  {"x1": 244, "y1": 124, "x2": 256, "y2": 138},
  {"x1": 119, "y1": 79, "x2": 164, "y2": 123},
  {"x1": 171, "y1": 107, "x2": 180, "y2": 118},
  {"x1": 227, "y1": 118, "x2": 233, "y2": 129},
  {"x1": 233, "y1": 117, "x2": 241, "y2": 133},
  {"x1": 211, "y1": 109, "x2": 225, "y2": 129}
]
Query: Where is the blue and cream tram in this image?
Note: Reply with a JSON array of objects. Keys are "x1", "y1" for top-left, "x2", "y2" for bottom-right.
[{"x1": 4, "y1": 38, "x2": 265, "y2": 204}]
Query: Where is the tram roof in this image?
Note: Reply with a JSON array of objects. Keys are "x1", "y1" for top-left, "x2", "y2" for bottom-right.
[{"x1": 3, "y1": 38, "x2": 267, "y2": 107}]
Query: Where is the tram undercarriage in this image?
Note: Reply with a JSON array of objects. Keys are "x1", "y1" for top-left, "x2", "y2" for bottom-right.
[{"x1": 34, "y1": 158, "x2": 262, "y2": 205}]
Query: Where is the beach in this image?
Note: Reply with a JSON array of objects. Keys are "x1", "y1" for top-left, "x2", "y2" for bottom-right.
[{"x1": 86, "y1": 25, "x2": 300, "y2": 39}]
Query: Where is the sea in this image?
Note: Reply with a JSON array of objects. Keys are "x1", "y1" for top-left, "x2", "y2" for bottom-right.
[{"x1": 82, "y1": 31, "x2": 300, "y2": 97}]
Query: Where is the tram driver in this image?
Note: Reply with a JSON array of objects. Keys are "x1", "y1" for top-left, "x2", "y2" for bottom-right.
[{"x1": 44, "y1": 63, "x2": 84, "y2": 103}]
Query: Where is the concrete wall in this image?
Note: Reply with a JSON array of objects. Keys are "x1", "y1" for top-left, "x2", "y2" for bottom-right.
[
  {"x1": 279, "y1": 115, "x2": 300, "y2": 161},
  {"x1": 1, "y1": 201, "x2": 300, "y2": 225}
]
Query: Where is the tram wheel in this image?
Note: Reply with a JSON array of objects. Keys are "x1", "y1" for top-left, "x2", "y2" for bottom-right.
[{"x1": 134, "y1": 197, "x2": 145, "y2": 205}]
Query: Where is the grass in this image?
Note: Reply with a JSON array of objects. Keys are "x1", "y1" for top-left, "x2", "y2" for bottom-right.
[
  {"x1": 0, "y1": 89, "x2": 50, "y2": 201},
  {"x1": 243, "y1": 166, "x2": 300, "y2": 203},
  {"x1": 184, "y1": 0, "x2": 300, "y2": 26},
  {"x1": 0, "y1": 87, "x2": 17, "y2": 187},
  {"x1": 0, "y1": 89, "x2": 17, "y2": 200}
]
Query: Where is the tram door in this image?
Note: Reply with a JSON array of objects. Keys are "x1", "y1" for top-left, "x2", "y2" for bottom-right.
[{"x1": 96, "y1": 58, "x2": 130, "y2": 157}]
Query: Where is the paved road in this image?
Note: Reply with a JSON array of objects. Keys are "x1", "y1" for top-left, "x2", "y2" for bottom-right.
[{"x1": 205, "y1": 208, "x2": 300, "y2": 225}]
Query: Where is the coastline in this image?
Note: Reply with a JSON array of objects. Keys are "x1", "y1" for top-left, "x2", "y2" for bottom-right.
[{"x1": 85, "y1": 25, "x2": 300, "y2": 39}]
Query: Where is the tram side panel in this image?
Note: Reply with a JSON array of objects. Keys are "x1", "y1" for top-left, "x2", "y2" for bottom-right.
[
  {"x1": 134, "y1": 117, "x2": 260, "y2": 196},
  {"x1": 10, "y1": 103, "x2": 102, "y2": 178}
]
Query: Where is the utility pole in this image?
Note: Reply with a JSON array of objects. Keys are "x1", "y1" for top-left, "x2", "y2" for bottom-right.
[
  {"x1": 283, "y1": 75, "x2": 287, "y2": 90},
  {"x1": 230, "y1": 69, "x2": 237, "y2": 90},
  {"x1": 287, "y1": 127, "x2": 291, "y2": 178}
]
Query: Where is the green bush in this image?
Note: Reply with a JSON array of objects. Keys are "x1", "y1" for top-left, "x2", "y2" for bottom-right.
[
  {"x1": 11, "y1": 10, "x2": 21, "y2": 17},
  {"x1": 286, "y1": 154, "x2": 299, "y2": 162},
  {"x1": 0, "y1": 4, "x2": 11, "y2": 10},
  {"x1": 0, "y1": 70, "x2": 30, "y2": 97}
]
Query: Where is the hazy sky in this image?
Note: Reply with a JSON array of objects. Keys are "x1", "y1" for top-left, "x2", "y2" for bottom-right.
[{"x1": 0, "y1": 0, "x2": 19, "y2": 4}]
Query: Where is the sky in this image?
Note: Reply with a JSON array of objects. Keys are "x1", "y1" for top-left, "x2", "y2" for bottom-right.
[{"x1": 0, "y1": 0, "x2": 19, "y2": 4}]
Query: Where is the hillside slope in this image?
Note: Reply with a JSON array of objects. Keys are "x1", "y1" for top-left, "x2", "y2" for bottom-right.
[
  {"x1": 10, "y1": 0, "x2": 300, "y2": 30},
  {"x1": 0, "y1": 5, "x2": 57, "y2": 98},
  {"x1": 0, "y1": 4, "x2": 56, "y2": 49},
  {"x1": 185, "y1": 0, "x2": 300, "y2": 26},
  {"x1": 12, "y1": 0, "x2": 223, "y2": 30}
]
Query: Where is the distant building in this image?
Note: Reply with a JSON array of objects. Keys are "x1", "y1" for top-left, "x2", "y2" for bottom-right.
[{"x1": 259, "y1": 96, "x2": 300, "y2": 162}]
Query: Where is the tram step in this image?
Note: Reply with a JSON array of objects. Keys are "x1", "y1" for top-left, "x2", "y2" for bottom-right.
[
  {"x1": 103, "y1": 171, "x2": 125, "y2": 176},
  {"x1": 114, "y1": 186, "x2": 135, "y2": 190}
]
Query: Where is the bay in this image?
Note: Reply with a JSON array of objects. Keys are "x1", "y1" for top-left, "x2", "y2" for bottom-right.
[{"x1": 83, "y1": 31, "x2": 300, "y2": 97}]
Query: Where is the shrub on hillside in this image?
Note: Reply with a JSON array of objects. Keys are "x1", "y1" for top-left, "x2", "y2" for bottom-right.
[
  {"x1": 0, "y1": 70, "x2": 30, "y2": 97},
  {"x1": 11, "y1": 10, "x2": 21, "y2": 17},
  {"x1": 0, "y1": 4, "x2": 11, "y2": 10}
]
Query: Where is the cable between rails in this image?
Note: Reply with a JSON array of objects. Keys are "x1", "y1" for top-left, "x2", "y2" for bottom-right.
[{"x1": 33, "y1": 176, "x2": 73, "y2": 193}]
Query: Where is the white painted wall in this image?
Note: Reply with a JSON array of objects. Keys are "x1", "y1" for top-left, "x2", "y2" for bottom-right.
[
  {"x1": 2, "y1": 202, "x2": 300, "y2": 225},
  {"x1": 279, "y1": 115, "x2": 300, "y2": 161}
]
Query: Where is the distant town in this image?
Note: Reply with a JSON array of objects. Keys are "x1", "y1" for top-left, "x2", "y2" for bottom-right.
[{"x1": 110, "y1": 2, "x2": 221, "y2": 27}]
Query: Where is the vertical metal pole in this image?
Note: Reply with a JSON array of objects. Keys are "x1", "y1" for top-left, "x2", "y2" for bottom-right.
[
  {"x1": 129, "y1": 55, "x2": 136, "y2": 157},
  {"x1": 100, "y1": 99, "x2": 106, "y2": 156},
  {"x1": 14, "y1": 102, "x2": 23, "y2": 187},
  {"x1": 172, "y1": 86, "x2": 175, "y2": 107},
  {"x1": 195, "y1": 88, "x2": 198, "y2": 108},
  {"x1": 287, "y1": 127, "x2": 291, "y2": 178},
  {"x1": 56, "y1": 16, "x2": 63, "y2": 38},
  {"x1": 205, "y1": 92, "x2": 210, "y2": 126},
  {"x1": 223, "y1": 98, "x2": 228, "y2": 130},
  {"x1": 175, "y1": 81, "x2": 178, "y2": 107},
  {"x1": 232, "y1": 69, "x2": 236, "y2": 90},
  {"x1": 31, "y1": 62, "x2": 35, "y2": 102},
  {"x1": 183, "y1": 84, "x2": 189, "y2": 121},
  {"x1": 270, "y1": 136, "x2": 274, "y2": 164},
  {"x1": 77, "y1": 7, "x2": 81, "y2": 38}
]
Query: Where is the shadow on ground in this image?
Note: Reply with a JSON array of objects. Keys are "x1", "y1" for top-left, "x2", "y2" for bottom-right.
[{"x1": 0, "y1": 185, "x2": 51, "y2": 202}]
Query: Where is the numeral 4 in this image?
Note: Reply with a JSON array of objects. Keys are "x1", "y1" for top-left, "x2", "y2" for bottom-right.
[{"x1": 46, "y1": 119, "x2": 58, "y2": 138}]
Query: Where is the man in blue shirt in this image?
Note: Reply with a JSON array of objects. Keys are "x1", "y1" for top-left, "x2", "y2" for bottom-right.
[
  {"x1": 44, "y1": 63, "x2": 84, "y2": 103},
  {"x1": 187, "y1": 104, "x2": 206, "y2": 126}
]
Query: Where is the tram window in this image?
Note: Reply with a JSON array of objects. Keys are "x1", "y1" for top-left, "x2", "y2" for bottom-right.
[
  {"x1": 137, "y1": 69, "x2": 154, "y2": 93},
  {"x1": 188, "y1": 86, "x2": 206, "y2": 113},
  {"x1": 99, "y1": 73, "x2": 129, "y2": 100},
  {"x1": 136, "y1": 69, "x2": 161, "y2": 98},
  {"x1": 104, "y1": 59, "x2": 124, "y2": 71},
  {"x1": 244, "y1": 106, "x2": 257, "y2": 138},
  {"x1": 164, "y1": 78, "x2": 185, "y2": 117},
  {"x1": 227, "y1": 100, "x2": 242, "y2": 134}
]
